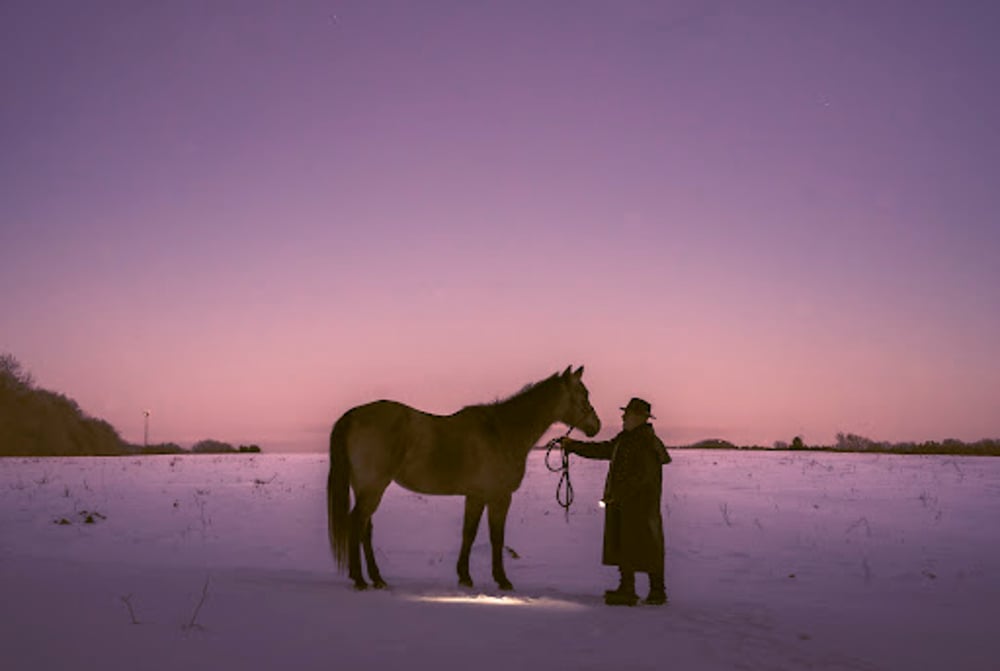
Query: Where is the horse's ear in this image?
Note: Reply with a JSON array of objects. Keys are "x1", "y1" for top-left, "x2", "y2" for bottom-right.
[
  {"x1": 573, "y1": 366, "x2": 584, "y2": 379},
  {"x1": 562, "y1": 365, "x2": 572, "y2": 378}
]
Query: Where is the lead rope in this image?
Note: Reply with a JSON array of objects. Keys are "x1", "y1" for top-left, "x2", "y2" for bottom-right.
[{"x1": 544, "y1": 426, "x2": 575, "y2": 522}]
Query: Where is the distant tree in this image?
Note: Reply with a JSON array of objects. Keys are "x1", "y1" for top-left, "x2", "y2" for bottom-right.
[
  {"x1": 191, "y1": 439, "x2": 236, "y2": 454},
  {"x1": 238, "y1": 444, "x2": 262, "y2": 453},
  {"x1": 791, "y1": 436, "x2": 806, "y2": 450},
  {"x1": 140, "y1": 442, "x2": 186, "y2": 455},
  {"x1": 835, "y1": 432, "x2": 877, "y2": 452},
  {"x1": 971, "y1": 439, "x2": 1000, "y2": 456},
  {"x1": 916, "y1": 440, "x2": 941, "y2": 454},
  {"x1": 773, "y1": 440, "x2": 789, "y2": 450},
  {"x1": 0, "y1": 352, "x2": 34, "y2": 391},
  {"x1": 690, "y1": 438, "x2": 737, "y2": 450},
  {"x1": 941, "y1": 438, "x2": 964, "y2": 453}
]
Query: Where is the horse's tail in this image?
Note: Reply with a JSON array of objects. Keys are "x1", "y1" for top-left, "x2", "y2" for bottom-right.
[{"x1": 327, "y1": 412, "x2": 353, "y2": 573}]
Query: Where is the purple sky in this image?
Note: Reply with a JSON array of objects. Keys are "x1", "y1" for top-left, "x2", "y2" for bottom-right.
[{"x1": 2, "y1": 1, "x2": 998, "y2": 451}]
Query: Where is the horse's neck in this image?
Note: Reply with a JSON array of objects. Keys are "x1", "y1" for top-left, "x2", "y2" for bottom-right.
[{"x1": 492, "y1": 377, "x2": 564, "y2": 454}]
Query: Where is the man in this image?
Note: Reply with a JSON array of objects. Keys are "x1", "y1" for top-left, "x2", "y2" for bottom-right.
[{"x1": 560, "y1": 397, "x2": 672, "y2": 606}]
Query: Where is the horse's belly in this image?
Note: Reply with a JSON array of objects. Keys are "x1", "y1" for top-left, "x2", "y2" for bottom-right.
[
  {"x1": 393, "y1": 474, "x2": 463, "y2": 496},
  {"x1": 393, "y1": 446, "x2": 492, "y2": 496},
  {"x1": 393, "y1": 459, "x2": 470, "y2": 495}
]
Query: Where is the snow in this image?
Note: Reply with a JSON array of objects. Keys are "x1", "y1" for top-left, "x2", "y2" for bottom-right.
[{"x1": 2, "y1": 450, "x2": 998, "y2": 670}]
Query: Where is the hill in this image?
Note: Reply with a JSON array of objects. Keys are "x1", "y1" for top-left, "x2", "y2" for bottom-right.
[{"x1": 0, "y1": 354, "x2": 126, "y2": 456}]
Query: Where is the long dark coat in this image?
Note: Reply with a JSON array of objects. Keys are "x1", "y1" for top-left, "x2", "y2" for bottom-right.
[{"x1": 572, "y1": 423, "x2": 671, "y2": 573}]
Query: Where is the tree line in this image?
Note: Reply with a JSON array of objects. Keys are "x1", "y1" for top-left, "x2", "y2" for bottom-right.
[{"x1": 687, "y1": 433, "x2": 1000, "y2": 457}]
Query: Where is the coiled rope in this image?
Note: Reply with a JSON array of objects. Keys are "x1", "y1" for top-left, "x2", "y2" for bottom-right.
[{"x1": 544, "y1": 427, "x2": 575, "y2": 522}]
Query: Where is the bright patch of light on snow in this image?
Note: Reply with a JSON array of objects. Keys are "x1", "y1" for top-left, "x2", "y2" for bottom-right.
[{"x1": 405, "y1": 594, "x2": 586, "y2": 610}]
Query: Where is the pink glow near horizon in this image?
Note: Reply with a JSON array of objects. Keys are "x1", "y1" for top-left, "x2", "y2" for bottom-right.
[{"x1": 2, "y1": 1, "x2": 998, "y2": 451}]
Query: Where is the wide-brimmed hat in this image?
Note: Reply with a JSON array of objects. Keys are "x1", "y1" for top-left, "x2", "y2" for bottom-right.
[{"x1": 620, "y1": 397, "x2": 655, "y2": 419}]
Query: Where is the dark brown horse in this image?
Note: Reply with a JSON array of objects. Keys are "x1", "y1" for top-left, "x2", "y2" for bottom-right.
[{"x1": 327, "y1": 366, "x2": 600, "y2": 591}]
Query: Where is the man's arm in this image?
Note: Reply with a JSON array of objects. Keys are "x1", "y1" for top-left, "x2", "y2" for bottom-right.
[{"x1": 563, "y1": 436, "x2": 617, "y2": 460}]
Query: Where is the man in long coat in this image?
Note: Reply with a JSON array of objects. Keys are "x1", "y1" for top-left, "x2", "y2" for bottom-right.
[{"x1": 561, "y1": 397, "x2": 672, "y2": 606}]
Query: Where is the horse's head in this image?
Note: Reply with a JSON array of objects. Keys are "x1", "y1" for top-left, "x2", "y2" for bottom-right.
[{"x1": 559, "y1": 366, "x2": 601, "y2": 437}]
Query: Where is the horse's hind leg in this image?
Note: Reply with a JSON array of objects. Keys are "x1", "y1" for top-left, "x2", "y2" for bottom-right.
[
  {"x1": 349, "y1": 488, "x2": 388, "y2": 590},
  {"x1": 348, "y1": 505, "x2": 368, "y2": 589},
  {"x1": 487, "y1": 493, "x2": 514, "y2": 591},
  {"x1": 362, "y1": 519, "x2": 386, "y2": 589},
  {"x1": 457, "y1": 496, "x2": 485, "y2": 588}
]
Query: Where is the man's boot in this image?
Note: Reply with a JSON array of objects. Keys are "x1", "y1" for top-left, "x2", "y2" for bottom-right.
[
  {"x1": 604, "y1": 568, "x2": 638, "y2": 606},
  {"x1": 644, "y1": 570, "x2": 668, "y2": 605}
]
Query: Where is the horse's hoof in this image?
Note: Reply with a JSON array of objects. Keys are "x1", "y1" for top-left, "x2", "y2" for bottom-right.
[
  {"x1": 458, "y1": 577, "x2": 474, "y2": 589},
  {"x1": 352, "y1": 581, "x2": 369, "y2": 591},
  {"x1": 372, "y1": 579, "x2": 388, "y2": 589},
  {"x1": 496, "y1": 580, "x2": 514, "y2": 591}
]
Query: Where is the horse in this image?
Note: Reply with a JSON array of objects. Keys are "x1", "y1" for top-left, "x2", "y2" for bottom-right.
[{"x1": 327, "y1": 365, "x2": 601, "y2": 591}]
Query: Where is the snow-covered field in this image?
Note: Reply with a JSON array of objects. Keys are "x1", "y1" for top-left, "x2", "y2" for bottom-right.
[{"x1": 1, "y1": 449, "x2": 997, "y2": 670}]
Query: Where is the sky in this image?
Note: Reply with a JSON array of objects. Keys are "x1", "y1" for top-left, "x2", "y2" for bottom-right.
[
  {"x1": 2, "y1": 0, "x2": 999, "y2": 451},
  {"x1": 3, "y1": 451, "x2": 998, "y2": 670}
]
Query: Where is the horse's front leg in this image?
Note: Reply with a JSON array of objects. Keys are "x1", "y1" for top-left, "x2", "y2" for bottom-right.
[
  {"x1": 457, "y1": 496, "x2": 485, "y2": 588},
  {"x1": 487, "y1": 493, "x2": 513, "y2": 591}
]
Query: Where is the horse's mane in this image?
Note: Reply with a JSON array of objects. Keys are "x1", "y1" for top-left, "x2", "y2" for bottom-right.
[{"x1": 458, "y1": 372, "x2": 561, "y2": 415}]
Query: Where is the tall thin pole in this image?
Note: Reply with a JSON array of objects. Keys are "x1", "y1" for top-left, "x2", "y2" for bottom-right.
[{"x1": 143, "y1": 410, "x2": 151, "y2": 448}]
